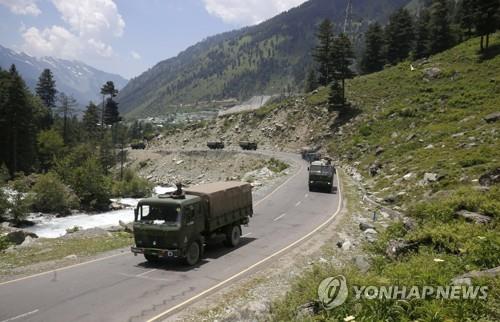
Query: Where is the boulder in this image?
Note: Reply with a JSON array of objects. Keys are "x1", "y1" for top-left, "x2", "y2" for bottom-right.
[
  {"x1": 353, "y1": 255, "x2": 370, "y2": 273},
  {"x1": 484, "y1": 112, "x2": 500, "y2": 123},
  {"x1": 359, "y1": 222, "x2": 375, "y2": 232},
  {"x1": 119, "y1": 220, "x2": 134, "y2": 233},
  {"x1": 423, "y1": 67, "x2": 442, "y2": 79},
  {"x1": 403, "y1": 217, "x2": 417, "y2": 231},
  {"x1": 296, "y1": 301, "x2": 320, "y2": 318},
  {"x1": 385, "y1": 239, "x2": 418, "y2": 259},
  {"x1": 6, "y1": 230, "x2": 38, "y2": 245},
  {"x1": 479, "y1": 168, "x2": 500, "y2": 186},
  {"x1": 423, "y1": 173, "x2": 439, "y2": 183},
  {"x1": 369, "y1": 163, "x2": 382, "y2": 177},
  {"x1": 375, "y1": 147, "x2": 385, "y2": 156},
  {"x1": 455, "y1": 210, "x2": 491, "y2": 224}
]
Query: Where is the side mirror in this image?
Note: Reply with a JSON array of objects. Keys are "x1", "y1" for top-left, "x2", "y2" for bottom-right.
[
  {"x1": 307, "y1": 167, "x2": 310, "y2": 171},
  {"x1": 134, "y1": 208, "x2": 138, "y2": 222}
]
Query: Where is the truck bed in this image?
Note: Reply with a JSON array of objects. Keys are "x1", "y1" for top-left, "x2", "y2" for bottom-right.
[{"x1": 185, "y1": 181, "x2": 253, "y2": 231}]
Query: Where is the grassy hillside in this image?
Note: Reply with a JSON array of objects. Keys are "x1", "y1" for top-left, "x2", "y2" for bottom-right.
[
  {"x1": 269, "y1": 34, "x2": 500, "y2": 321},
  {"x1": 118, "y1": 0, "x2": 410, "y2": 118}
]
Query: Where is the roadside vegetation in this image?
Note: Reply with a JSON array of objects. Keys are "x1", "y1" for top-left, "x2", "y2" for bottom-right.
[
  {"x1": 0, "y1": 68, "x2": 154, "y2": 226},
  {"x1": 270, "y1": 32, "x2": 500, "y2": 321}
]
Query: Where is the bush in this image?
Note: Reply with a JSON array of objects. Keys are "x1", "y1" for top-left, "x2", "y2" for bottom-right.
[
  {"x1": 112, "y1": 169, "x2": 152, "y2": 198},
  {"x1": 37, "y1": 129, "x2": 64, "y2": 170},
  {"x1": 31, "y1": 172, "x2": 79, "y2": 215},
  {"x1": 72, "y1": 157, "x2": 112, "y2": 211},
  {"x1": 267, "y1": 158, "x2": 289, "y2": 173}
]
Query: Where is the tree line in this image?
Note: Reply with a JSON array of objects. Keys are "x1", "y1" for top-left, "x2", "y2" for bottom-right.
[
  {"x1": 306, "y1": 0, "x2": 500, "y2": 110},
  {"x1": 0, "y1": 66, "x2": 152, "y2": 224}
]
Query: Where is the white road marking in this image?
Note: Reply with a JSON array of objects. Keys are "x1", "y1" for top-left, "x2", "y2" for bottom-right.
[
  {"x1": 254, "y1": 162, "x2": 304, "y2": 206},
  {"x1": 305, "y1": 193, "x2": 309, "y2": 198},
  {"x1": 137, "y1": 269, "x2": 157, "y2": 277},
  {"x1": 273, "y1": 213, "x2": 287, "y2": 222},
  {"x1": 146, "y1": 172, "x2": 344, "y2": 322},
  {"x1": 0, "y1": 309, "x2": 39, "y2": 322},
  {"x1": 118, "y1": 273, "x2": 170, "y2": 282},
  {"x1": 241, "y1": 232, "x2": 252, "y2": 238},
  {"x1": 295, "y1": 201, "x2": 302, "y2": 207}
]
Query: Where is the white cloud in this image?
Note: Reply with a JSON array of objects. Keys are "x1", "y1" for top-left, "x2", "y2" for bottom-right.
[
  {"x1": 130, "y1": 51, "x2": 141, "y2": 60},
  {"x1": 22, "y1": 26, "x2": 81, "y2": 59},
  {"x1": 51, "y1": 0, "x2": 125, "y2": 37},
  {"x1": 0, "y1": 0, "x2": 41, "y2": 16},
  {"x1": 202, "y1": 0, "x2": 306, "y2": 25},
  {"x1": 20, "y1": 0, "x2": 124, "y2": 61}
]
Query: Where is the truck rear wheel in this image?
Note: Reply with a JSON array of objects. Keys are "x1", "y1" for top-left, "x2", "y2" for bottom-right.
[
  {"x1": 224, "y1": 225, "x2": 241, "y2": 247},
  {"x1": 185, "y1": 242, "x2": 201, "y2": 266}
]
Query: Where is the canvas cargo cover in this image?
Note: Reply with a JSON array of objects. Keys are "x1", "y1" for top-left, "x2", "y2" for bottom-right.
[{"x1": 185, "y1": 181, "x2": 252, "y2": 217}]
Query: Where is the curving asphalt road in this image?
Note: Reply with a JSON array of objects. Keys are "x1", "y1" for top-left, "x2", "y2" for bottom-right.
[{"x1": 0, "y1": 151, "x2": 341, "y2": 322}]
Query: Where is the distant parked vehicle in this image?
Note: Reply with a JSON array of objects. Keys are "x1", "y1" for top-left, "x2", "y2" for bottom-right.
[
  {"x1": 131, "y1": 142, "x2": 146, "y2": 150},
  {"x1": 300, "y1": 146, "x2": 321, "y2": 160},
  {"x1": 207, "y1": 141, "x2": 225, "y2": 149},
  {"x1": 239, "y1": 141, "x2": 258, "y2": 150}
]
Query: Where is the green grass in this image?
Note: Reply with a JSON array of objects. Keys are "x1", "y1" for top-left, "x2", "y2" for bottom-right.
[
  {"x1": 269, "y1": 34, "x2": 500, "y2": 321},
  {"x1": 0, "y1": 232, "x2": 133, "y2": 273}
]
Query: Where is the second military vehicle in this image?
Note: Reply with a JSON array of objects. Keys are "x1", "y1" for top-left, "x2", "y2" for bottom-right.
[
  {"x1": 239, "y1": 141, "x2": 258, "y2": 150},
  {"x1": 207, "y1": 141, "x2": 225, "y2": 149},
  {"x1": 131, "y1": 182, "x2": 253, "y2": 265},
  {"x1": 308, "y1": 160, "x2": 336, "y2": 193}
]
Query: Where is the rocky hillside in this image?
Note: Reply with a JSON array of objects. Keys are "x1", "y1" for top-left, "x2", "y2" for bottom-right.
[
  {"x1": 0, "y1": 45, "x2": 128, "y2": 109},
  {"x1": 118, "y1": 0, "x2": 410, "y2": 118}
]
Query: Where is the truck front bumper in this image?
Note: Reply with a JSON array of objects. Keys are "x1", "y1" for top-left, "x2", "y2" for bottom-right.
[
  {"x1": 131, "y1": 246, "x2": 181, "y2": 258},
  {"x1": 309, "y1": 181, "x2": 332, "y2": 187}
]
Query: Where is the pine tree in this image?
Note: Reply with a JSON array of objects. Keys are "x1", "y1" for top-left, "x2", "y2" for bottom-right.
[
  {"x1": 361, "y1": 23, "x2": 385, "y2": 74},
  {"x1": 36, "y1": 69, "x2": 57, "y2": 109},
  {"x1": 414, "y1": 8, "x2": 431, "y2": 59},
  {"x1": 83, "y1": 102, "x2": 100, "y2": 140},
  {"x1": 472, "y1": 0, "x2": 500, "y2": 50},
  {"x1": 304, "y1": 69, "x2": 318, "y2": 93},
  {"x1": 103, "y1": 98, "x2": 121, "y2": 126},
  {"x1": 328, "y1": 80, "x2": 344, "y2": 112},
  {"x1": 0, "y1": 65, "x2": 37, "y2": 174},
  {"x1": 57, "y1": 93, "x2": 77, "y2": 144},
  {"x1": 331, "y1": 34, "x2": 355, "y2": 105},
  {"x1": 100, "y1": 81, "x2": 119, "y2": 131},
  {"x1": 457, "y1": 0, "x2": 475, "y2": 38},
  {"x1": 386, "y1": 8, "x2": 415, "y2": 64},
  {"x1": 313, "y1": 19, "x2": 335, "y2": 86},
  {"x1": 429, "y1": 0, "x2": 454, "y2": 55}
]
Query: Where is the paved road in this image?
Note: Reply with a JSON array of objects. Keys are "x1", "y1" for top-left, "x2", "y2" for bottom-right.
[{"x1": 0, "y1": 152, "x2": 340, "y2": 322}]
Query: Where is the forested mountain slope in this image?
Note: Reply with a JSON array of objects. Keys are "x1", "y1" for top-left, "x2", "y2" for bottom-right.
[{"x1": 118, "y1": 0, "x2": 410, "y2": 118}]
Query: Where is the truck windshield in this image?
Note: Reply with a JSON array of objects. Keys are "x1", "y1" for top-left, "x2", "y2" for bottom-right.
[
  {"x1": 310, "y1": 165, "x2": 332, "y2": 175},
  {"x1": 137, "y1": 204, "x2": 180, "y2": 227}
]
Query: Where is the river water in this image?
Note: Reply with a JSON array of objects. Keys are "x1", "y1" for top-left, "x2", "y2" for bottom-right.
[{"x1": 23, "y1": 187, "x2": 176, "y2": 238}]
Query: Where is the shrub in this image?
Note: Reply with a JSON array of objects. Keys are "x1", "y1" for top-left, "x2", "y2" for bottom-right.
[
  {"x1": 31, "y1": 172, "x2": 79, "y2": 215},
  {"x1": 267, "y1": 158, "x2": 289, "y2": 173},
  {"x1": 71, "y1": 157, "x2": 112, "y2": 211},
  {"x1": 37, "y1": 129, "x2": 64, "y2": 169},
  {"x1": 112, "y1": 169, "x2": 153, "y2": 198}
]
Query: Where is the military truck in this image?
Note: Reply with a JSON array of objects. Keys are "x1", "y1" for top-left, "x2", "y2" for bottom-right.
[
  {"x1": 131, "y1": 142, "x2": 146, "y2": 150},
  {"x1": 131, "y1": 182, "x2": 253, "y2": 265},
  {"x1": 239, "y1": 141, "x2": 258, "y2": 150},
  {"x1": 300, "y1": 146, "x2": 321, "y2": 161},
  {"x1": 207, "y1": 141, "x2": 225, "y2": 149},
  {"x1": 308, "y1": 160, "x2": 336, "y2": 192}
]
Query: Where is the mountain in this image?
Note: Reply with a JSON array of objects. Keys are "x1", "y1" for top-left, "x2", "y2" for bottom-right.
[
  {"x1": 118, "y1": 0, "x2": 411, "y2": 118},
  {"x1": 0, "y1": 45, "x2": 128, "y2": 109}
]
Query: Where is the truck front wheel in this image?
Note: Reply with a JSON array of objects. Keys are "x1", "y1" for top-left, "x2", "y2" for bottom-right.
[
  {"x1": 185, "y1": 242, "x2": 201, "y2": 266},
  {"x1": 144, "y1": 254, "x2": 161, "y2": 263},
  {"x1": 224, "y1": 225, "x2": 241, "y2": 247}
]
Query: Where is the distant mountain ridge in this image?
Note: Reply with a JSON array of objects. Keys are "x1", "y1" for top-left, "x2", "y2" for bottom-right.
[
  {"x1": 118, "y1": 0, "x2": 411, "y2": 118},
  {"x1": 0, "y1": 45, "x2": 128, "y2": 109}
]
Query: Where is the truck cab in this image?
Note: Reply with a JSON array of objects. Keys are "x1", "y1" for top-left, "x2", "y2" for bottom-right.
[{"x1": 308, "y1": 160, "x2": 336, "y2": 193}]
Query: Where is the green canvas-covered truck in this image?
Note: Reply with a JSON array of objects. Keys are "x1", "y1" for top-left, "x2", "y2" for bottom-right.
[
  {"x1": 308, "y1": 160, "x2": 336, "y2": 193},
  {"x1": 131, "y1": 182, "x2": 253, "y2": 265}
]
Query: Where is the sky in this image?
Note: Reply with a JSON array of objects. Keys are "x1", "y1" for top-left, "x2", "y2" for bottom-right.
[{"x1": 0, "y1": 0, "x2": 307, "y2": 79}]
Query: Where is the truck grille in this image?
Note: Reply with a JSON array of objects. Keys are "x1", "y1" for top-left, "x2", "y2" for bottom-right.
[{"x1": 134, "y1": 231, "x2": 177, "y2": 249}]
